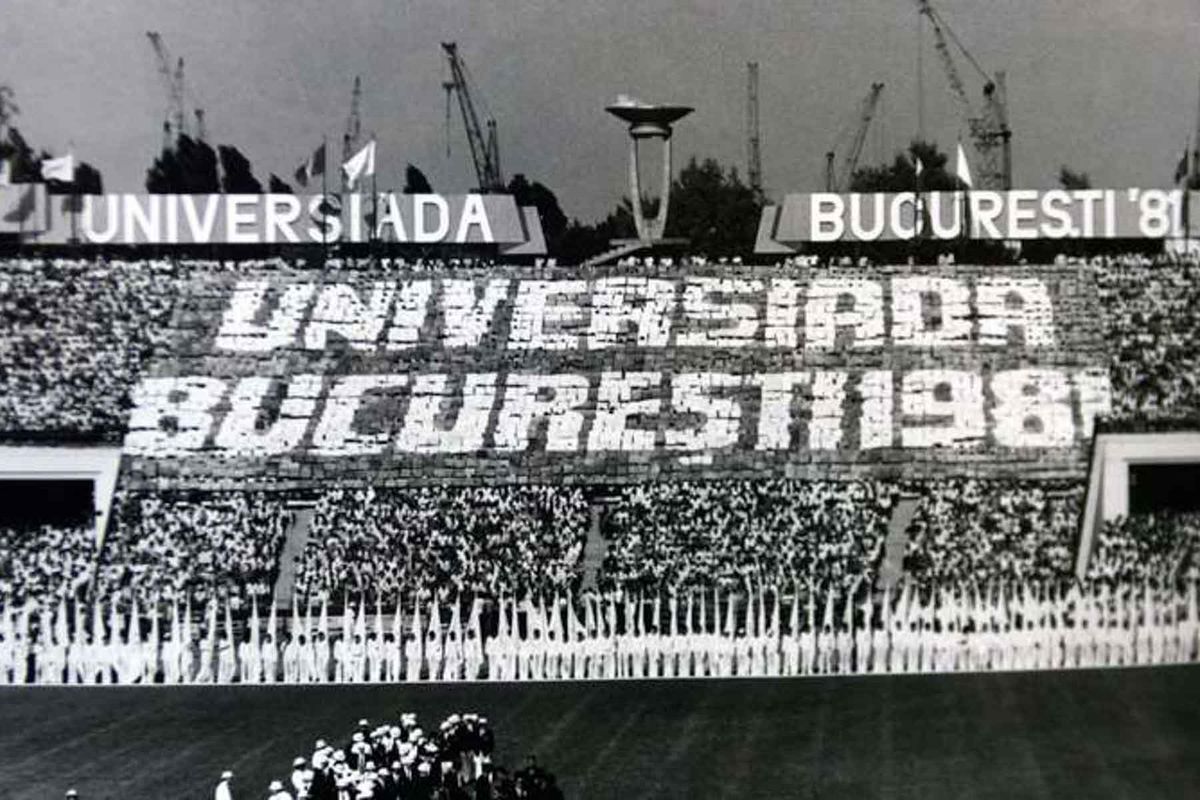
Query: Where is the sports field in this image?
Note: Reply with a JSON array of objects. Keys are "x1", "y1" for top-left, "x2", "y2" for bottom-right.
[{"x1": 2, "y1": 666, "x2": 1198, "y2": 799}]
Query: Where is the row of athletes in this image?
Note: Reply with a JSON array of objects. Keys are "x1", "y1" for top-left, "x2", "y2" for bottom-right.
[{"x1": 5, "y1": 591, "x2": 1199, "y2": 684}]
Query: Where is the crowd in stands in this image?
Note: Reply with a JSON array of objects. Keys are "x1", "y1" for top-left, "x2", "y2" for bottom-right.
[
  {"x1": 293, "y1": 485, "x2": 590, "y2": 601},
  {"x1": 901, "y1": 479, "x2": 1084, "y2": 585},
  {"x1": 0, "y1": 523, "x2": 96, "y2": 607},
  {"x1": 95, "y1": 490, "x2": 291, "y2": 609},
  {"x1": 0, "y1": 258, "x2": 182, "y2": 441},
  {"x1": 1086, "y1": 513, "x2": 1200, "y2": 586},
  {"x1": 3, "y1": 479, "x2": 1200, "y2": 620},
  {"x1": 1093, "y1": 252, "x2": 1200, "y2": 421},
  {"x1": 600, "y1": 479, "x2": 894, "y2": 591}
]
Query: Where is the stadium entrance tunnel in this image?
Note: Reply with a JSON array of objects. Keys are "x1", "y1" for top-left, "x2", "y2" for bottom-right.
[
  {"x1": 1129, "y1": 463, "x2": 1200, "y2": 515},
  {"x1": 1077, "y1": 427, "x2": 1200, "y2": 577},
  {"x1": 0, "y1": 446, "x2": 123, "y2": 544},
  {"x1": 0, "y1": 479, "x2": 93, "y2": 528}
]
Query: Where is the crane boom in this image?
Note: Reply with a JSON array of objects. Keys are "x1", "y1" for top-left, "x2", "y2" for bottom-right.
[
  {"x1": 918, "y1": 2, "x2": 974, "y2": 123},
  {"x1": 146, "y1": 32, "x2": 187, "y2": 146},
  {"x1": 842, "y1": 83, "x2": 885, "y2": 191},
  {"x1": 825, "y1": 83, "x2": 885, "y2": 192},
  {"x1": 441, "y1": 42, "x2": 504, "y2": 192},
  {"x1": 914, "y1": 0, "x2": 1012, "y2": 189}
]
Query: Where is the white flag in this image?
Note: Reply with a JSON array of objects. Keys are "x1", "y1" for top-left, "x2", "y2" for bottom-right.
[
  {"x1": 342, "y1": 140, "x2": 376, "y2": 190},
  {"x1": 914, "y1": 156, "x2": 924, "y2": 177},
  {"x1": 954, "y1": 142, "x2": 973, "y2": 188},
  {"x1": 0, "y1": 159, "x2": 10, "y2": 186},
  {"x1": 40, "y1": 154, "x2": 75, "y2": 182}
]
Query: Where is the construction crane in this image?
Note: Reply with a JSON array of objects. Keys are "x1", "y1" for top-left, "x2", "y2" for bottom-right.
[
  {"x1": 441, "y1": 42, "x2": 504, "y2": 192},
  {"x1": 146, "y1": 32, "x2": 207, "y2": 147},
  {"x1": 146, "y1": 32, "x2": 184, "y2": 147},
  {"x1": 825, "y1": 83, "x2": 885, "y2": 192},
  {"x1": 746, "y1": 62, "x2": 763, "y2": 193},
  {"x1": 343, "y1": 75, "x2": 363, "y2": 178},
  {"x1": 915, "y1": 0, "x2": 1011, "y2": 189}
]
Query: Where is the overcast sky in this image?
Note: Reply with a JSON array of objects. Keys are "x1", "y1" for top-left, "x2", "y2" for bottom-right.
[{"x1": 2, "y1": 0, "x2": 1197, "y2": 219}]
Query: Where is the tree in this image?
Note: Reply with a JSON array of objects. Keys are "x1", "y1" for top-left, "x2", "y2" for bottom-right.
[
  {"x1": 662, "y1": 157, "x2": 764, "y2": 256},
  {"x1": 1, "y1": 127, "x2": 43, "y2": 183},
  {"x1": 403, "y1": 164, "x2": 433, "y2": 194},
  {"x1": 146, "y1": 134, "x2": 220, "y2": 193},
  {"x1": 850, "y1": 140, "x2": 965, "y2": 192},
  {"x1": 218, "y1": 145, "x2": 263, "y2": 193},
  {"x1": 0, "y1": 85, "x2": 17, "y2": 133},
  {"x1": 507, "y1": 173, "x2": 569, "y2": 248},
  {"x1": 268, "y1": 174, "x2": 294, "y2": 193},
  {"x1": 1058, "y1": 166, "x2": 1091, "y2": 190}
]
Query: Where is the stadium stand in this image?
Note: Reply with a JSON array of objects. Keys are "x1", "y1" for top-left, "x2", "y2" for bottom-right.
[
  {"x1": 0, "y1": 258, "x2": 182, "y2": 442},
  {"x1": 2, "y1": 252, "x2": 1200, "y2": 686},
  {"x1": 599, "y1": 479, "x2": 895, "y2": 591},
  {"x1": 1095, "y1": 253, "x2": 1200, "y2": 421},
  {"x1": 293, "y1": 485, "x2": 590, "y2": 600},
  {"x1": 0, "y1": 522, "x2": 96, "y2": 607},
  {"x1": 95, "y1": 490, "x2": 292, "y2": 609}
]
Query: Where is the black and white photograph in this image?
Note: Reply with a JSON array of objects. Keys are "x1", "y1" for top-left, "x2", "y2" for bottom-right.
[{"x1": 1, "y1": 1, "x2": 1200, "y2": 797}]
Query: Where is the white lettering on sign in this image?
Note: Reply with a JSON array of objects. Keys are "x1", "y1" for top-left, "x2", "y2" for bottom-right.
[
  {"x1": 508, "y1": 280, "x2": 586, "y2": 351},
  {"x1": 394, "y1": 373, "x2": 497, "y2": 454},
  {"x1": 123, "y1": 368, "x2": 1111, "y2": 458},
  {"x1": 900, "y1": 370, "x2": 987, "y2": 448},
  {"x1": 588, "y1": 371, "x2": 660, "y2": 452},
  {"x1": 310, "y1": 374, "x2": 407, "y2": 457},
  {"x1": 66, "y1": 193, "x2": 516, "y2": 245},
  {"x1": 214, "y1": 375, "x2": 322, "y2": 456},
  {"x1": 211, "y1": 275, "x2": 1076, "y2": 354},
  {"x1": 589, "y1": 277, "x2": 675, "y2": 349},
  {"x1": 891, "y1": 277, "x2": 972, "y2": 348},
  {"x1": 124, "y1": 377, "x2": 227, "y2": 456},
  {"x1": 494, "y1": 373, "x2": 591, "y2": 452},
  {"x1": 664, "y1": 372, "x2": 743, "y2": 451},
  {"x1": 675, "y1": 277, "x2": 763, "y2": 347},
  {"x1": 785, "y1": 189, "x2": 1195, "y2": 244},
  {"x1": 123, "y1": 268, "x2": 1111, "y2": 472},
  {"x1": 804, "y1": 278, "x2": 885, "y2": 349}
]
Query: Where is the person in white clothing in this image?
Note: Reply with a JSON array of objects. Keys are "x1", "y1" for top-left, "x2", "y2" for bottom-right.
[{"x1": 214, "y1": 770, "x2": 234, "y2": 800}]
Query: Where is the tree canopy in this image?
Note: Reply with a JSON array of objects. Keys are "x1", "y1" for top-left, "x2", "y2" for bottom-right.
[
  {"x1": 0, "y1": 86, "x2": 103, "y2": 192},
  {"x1": 403, "y1": 164, "x2": 433, "y2": 194},
  {"x1": 850, "y1": 140, "x2": 966, "y2": 192},
  {"x1": 1058, "y1": 165, "x2": 1091, "y2": 190}
]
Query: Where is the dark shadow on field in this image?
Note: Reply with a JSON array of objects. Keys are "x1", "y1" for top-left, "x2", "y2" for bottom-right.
[{"x1": 1, "y1": 667, "x2": 1199, "y2": 800}]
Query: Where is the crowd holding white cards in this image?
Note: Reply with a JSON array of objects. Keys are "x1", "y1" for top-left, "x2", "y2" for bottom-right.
[{"x1": 4, "y1": 579, "x2": 1199, "y2": 685}]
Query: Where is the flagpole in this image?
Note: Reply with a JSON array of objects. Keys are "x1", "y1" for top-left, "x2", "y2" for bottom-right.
[
  {"x1": 321, "y1": 137, "x2": 328, "y2": 265},
  {"x1": 68, "y1": 143, "x2": 78, "y2": 246},
  {"x1": 371, "y1": 167, "x2": 378, "y2": 257}
]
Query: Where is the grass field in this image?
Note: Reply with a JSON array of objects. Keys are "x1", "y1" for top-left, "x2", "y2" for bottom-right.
[{"x1": 2, "y1": 666, "x2": 1199, "y2": 799}]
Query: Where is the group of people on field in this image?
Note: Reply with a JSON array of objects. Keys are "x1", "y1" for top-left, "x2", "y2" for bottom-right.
[
  {"x1": 4, "y1": 579, "x2": 1199, "y2": 685},
  {"x1": 243, "y1": 712, "x2": 563, "y2": 800}
]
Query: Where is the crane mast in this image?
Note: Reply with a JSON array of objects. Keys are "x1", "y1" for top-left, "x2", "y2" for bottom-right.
[
  {"x1": 915, "y1": 0, "x2": 1012, "y2": 189},
  {"x1": 746, "y1": 61, "x2": 763, "y2": 193},
  {"x1": 146, "y1": 32, "x2": 206, "y2": 147},
  {"x1": 342, "y1": 76, "x2": 363, "y2": 192},
  {"x1": 441, "y1": 42, "x2": 504, "y2": 192},
  {"x1": 825, "y1": 83, "x2": 885, "y2": 192},
  {"x1": 146, "y1": 32, "x2": 185, "y2": 148}
]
